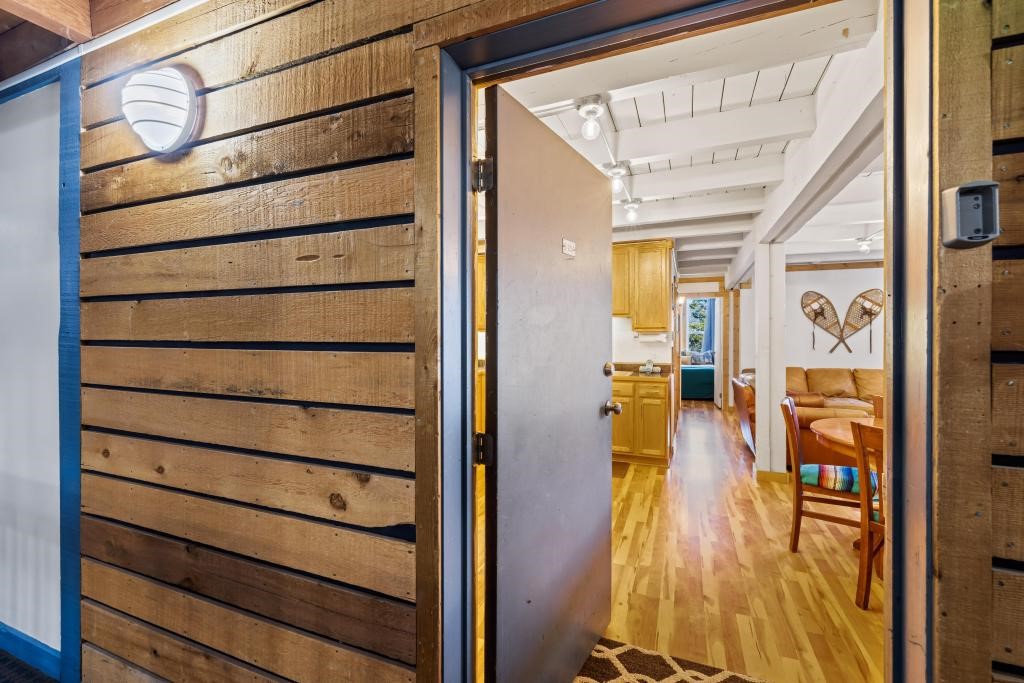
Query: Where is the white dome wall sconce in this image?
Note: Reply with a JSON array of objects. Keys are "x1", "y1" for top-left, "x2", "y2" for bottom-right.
[{"x1": 121, "y1": 67, "x2": 202, "y2": 153}]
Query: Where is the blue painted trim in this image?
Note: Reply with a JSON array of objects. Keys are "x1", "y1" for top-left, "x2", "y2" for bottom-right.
[
  {"x1": 0, "y1": 69, "x2": 59, "y2": 106},
  {"x1": 0, "y1": 621, "x2": 61, "y2": 679},
  {"x1": 57, "y1": 58, "x2": 83, "y2": 683},
  {"x1": 0, "y1": 59, "x2": 82, "y2": 683}
]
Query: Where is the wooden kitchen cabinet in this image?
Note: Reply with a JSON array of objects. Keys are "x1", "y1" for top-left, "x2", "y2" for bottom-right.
[
  {"x1": 611, "y1": 239, "x2": 673, "y2": 331},
  {"x1": 610, "y1": 373, "x2": 671, "y2": 467},
  {"x1": 611, "y1": 245, "x2": 632, "y2": 316},
  {"x1": 611, "y1": 381, "x2": 635, "y2": 455},
  {"x1": 631, "y1": 241, "x2": 672, "y2": 331}
]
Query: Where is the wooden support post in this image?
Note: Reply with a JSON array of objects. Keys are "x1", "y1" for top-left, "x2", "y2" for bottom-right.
[{"x1": 753, "y1": 242, "x2": 787, "y2": 473}]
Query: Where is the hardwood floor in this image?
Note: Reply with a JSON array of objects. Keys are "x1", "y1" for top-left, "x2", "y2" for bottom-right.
[
  {"x1": 608, "y1": 401, "x2": 884, "y2": 682},
  {"x1": 474, "y1": 400, "x2": 883, "y2": 682}
]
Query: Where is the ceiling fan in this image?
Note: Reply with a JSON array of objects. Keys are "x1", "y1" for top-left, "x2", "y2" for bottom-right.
[{"x1": 834, "y1": 229, "x2": 883, "y2": 254}]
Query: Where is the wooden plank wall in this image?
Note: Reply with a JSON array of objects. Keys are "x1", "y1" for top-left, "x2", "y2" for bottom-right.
[
  {"x1": 992, "y1": 0, "x2": 1024, "y2": 677},
  {"x1": 76, "y1": 1, "x2": 431, "y2": 680},
  {"x1": 76, "y1": 0, "x2": 605, "y2": 679}
]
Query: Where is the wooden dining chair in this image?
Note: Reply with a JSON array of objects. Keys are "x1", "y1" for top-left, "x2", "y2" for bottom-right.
[
  {"x1": 851, "y1": 421, "x2": 886, "y2": 609},
  {"x1": 780, "y1": 398, "x2": 880, "y2": 608},
  {"x1": 870, "y1": 394, "x2": 884, "y2": 419}
]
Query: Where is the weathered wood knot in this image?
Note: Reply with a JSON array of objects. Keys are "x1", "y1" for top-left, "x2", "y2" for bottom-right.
[{"x1": 329, "y1": 493, "x2": 347, "y2": 511}]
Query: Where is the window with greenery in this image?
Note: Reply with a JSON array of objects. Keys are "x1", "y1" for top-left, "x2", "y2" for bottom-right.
[{"x1": 686, "y1": 298, "x2": 708, "y2": 353}]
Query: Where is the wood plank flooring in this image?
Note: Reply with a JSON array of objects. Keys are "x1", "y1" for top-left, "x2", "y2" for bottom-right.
[
  {"x1": 475, "y1": 400, "x2": 883, "y2": 682},
  {"x1": 608, "y1": 401, "x2": 883, "y2": 682}
]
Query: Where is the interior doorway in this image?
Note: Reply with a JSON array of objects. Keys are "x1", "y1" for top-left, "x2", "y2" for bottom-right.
[{"x1": 459, "y1": 2, "x2": 893, "y2": 680}]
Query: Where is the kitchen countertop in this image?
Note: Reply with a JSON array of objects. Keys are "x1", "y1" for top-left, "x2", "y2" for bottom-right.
[{"x1": 612, "y1": 370, "x2": 669, "y2": 381}]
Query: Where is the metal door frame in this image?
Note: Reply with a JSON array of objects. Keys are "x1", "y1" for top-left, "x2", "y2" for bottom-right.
[{"x1": 436, "y1": 2, "x2": 913, "y2": 680}]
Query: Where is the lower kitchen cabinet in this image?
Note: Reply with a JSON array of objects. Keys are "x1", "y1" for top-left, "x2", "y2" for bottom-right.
[{"x1": 610, "y1": 374, "x2": 671, "y2": 467}]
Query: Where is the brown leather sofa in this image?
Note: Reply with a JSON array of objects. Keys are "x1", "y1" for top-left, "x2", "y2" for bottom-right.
[{"x1": 732, "y1": 367, "x2": 883, "y2": 466}]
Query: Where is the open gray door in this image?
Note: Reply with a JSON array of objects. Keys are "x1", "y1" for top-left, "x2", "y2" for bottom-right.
[{"x1": 483, "y1": 85, "x2": 612, "y2": 683}]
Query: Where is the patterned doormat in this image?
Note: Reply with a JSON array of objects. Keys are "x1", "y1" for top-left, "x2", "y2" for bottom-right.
[
  {"x1": 0, "y1": 651, "x2": 54, "y2": 683},
  {"x1": 576, "y1": 638, "x2": 764, "y2": 683}
]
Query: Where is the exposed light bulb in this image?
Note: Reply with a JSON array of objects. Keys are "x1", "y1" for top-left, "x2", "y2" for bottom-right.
[
  {"x1": 858, "y1": 241, "x2": 871, "y2": 254},
  {"x1": 581, "y1": 117, "x2": 601, "y2": 141},
  {"x1": 577, "y1": 95, "x2": 606, "y2": 142},
  {"x1": 624, "y1": 199, "x2": 641, "y2": 223},
  {"x1": 606, "y1": 162, "x2": 628, "y2": 194}
]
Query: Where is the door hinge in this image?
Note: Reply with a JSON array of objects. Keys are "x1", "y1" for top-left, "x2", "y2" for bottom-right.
[
  {"x1": 472, "y1": 158, "x2": 494, "y2": 193},
  {"x1": 474, "y1": 432, "x2": 495, "y2": 466}
]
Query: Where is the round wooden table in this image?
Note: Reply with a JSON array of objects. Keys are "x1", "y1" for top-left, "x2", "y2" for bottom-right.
[{"x1": 809, "y1": 416, "x2": 885, "y2": 460}]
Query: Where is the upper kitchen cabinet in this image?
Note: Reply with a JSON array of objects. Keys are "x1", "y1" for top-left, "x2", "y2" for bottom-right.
[
  {"x1": 611, "y1": 245, "x2": 633, "y2": 316},
  {"x1": 612, "y1": 239, "x2": 674, "y2": 332}
]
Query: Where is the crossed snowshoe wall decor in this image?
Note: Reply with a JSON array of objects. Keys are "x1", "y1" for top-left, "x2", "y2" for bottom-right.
[{"x1": 800, "y1": 289, "x2": 884, "y2": 353}]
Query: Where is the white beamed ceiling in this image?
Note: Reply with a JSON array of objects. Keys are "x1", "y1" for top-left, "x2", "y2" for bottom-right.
[{"x1": 502, "y1": 0, "x2": 883, "y2": 276}]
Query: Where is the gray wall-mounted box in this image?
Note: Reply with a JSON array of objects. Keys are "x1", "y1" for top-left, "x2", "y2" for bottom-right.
[{"x1": 941, "y1": 180, "x2": 1000, "y2": 248}]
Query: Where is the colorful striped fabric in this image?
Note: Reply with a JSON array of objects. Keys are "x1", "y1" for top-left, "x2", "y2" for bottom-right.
[{"x1": 800, "y1": 464, "x2": 878, "y2": 494}]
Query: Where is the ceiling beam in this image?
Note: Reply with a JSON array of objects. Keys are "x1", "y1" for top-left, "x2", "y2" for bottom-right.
[
  {"x1": 804, "y1": 199, "x2": 884, "y2": 228},
  {"x1": 614, "y1": 189, "x2": 764, "y2": 227},
  {"x1": 566, "y1": 96, "x2": 816, "y2": 166},
  {"x1": 786, "y1": 249, "x2": 883, "y2": 264},
  {"x1": 504, "y1": 0, "x2": 878, "y2": 112},
  {"x1": 726, "y1": 30, "x2": 884, "y2": 288},
  {"x1": 678, "y1": 239, "x2": 746, "y2": 252},
  {"x1": 626, "y1": 155, "x2": 784, "y2": 201},
  {"x1": 678, "y1": 264, "x2": 729, "y2": 275},
  {"x1": 0, "y1": 17, "x2": 70, "y2": 80},
  {"x1": 677, "y1": 252, "x2": 740, "y2": 263},
  {"x1": 0, "y1": 0, "x2": 91, "y2": 41},
  {"x1": 612, "y1": 218, "x2": 752, "y2": 242}
]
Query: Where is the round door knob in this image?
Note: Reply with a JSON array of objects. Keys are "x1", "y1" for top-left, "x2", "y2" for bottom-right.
[{"x1": 603, "y1": 400, "x2": 623, "y2": 416}]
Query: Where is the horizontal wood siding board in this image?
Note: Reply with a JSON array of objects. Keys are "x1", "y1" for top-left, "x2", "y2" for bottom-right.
[
  {"x1": 81, "y1": 561, "x2": 414, "y2": 681},
  {"x1": 80, "y1": 387, "x2": 415, "y2": 472},
  {"x1": 82, "y1": 0, "x2": 430, "y2": 128},
  {"x1": 81, "y1": 431, "x2": 414, "y2": 528},
  {"x1": 413, "y1": 0, "x2": 593, "y2": 48},
  {"x1": 81, "y1": 0, "x2": 313, "y2": 86},
  {"x1": 82, "y1": 96, "x2": 414, "y2": 211},
  {"x1": 80, "y1": 516, "x2": 416, "y2": 663},
  {"x1": 81, "y1": 33, "x2": 413, "y2": 171},
  {"x1": 81, "y1": 475, "x2": 415, "y2": 599},
  {"x1": 993, "y1": 0, "x2": 1024, "y2": 39},
  {"x1": 993, "y1": 364, "x2": 1024, "y2": 457},
  {"x1": 81, "y1": 347, "x2": 415, "y2": 409},
  {"x1": 994, "y1": 45, "x2": 1024, "y2": 142},
  {"x1": 81, "y1": 288, "x2": 415, "y2": 343},
  {"x1": 82, "y1": 603, "x2": 282, "y2": 682},
  {"x1": 993, "y1": 260, "x2": 1024, "y2": 352},
  {"x1": 81, "y1": 643, "x2": 164, "y2": 683},
  {"x1": 993, "y1": 465, "x2": 1024, "y2": 561},
  {"x1": 90, "y1": 0, "x2": 180, "y2": 37},
  {"x1": 80, "y1": 161, "x2": 414, "y2": 252},
  {"x1": 994, "y1": 568, "x2": 1024, "y2": 667},
  {"x1": 80, "y1": 223, "x2": 415, "y2": 296},
  {"x1": 995, "y1": 153, "x2": 1023, "y2": 246}
]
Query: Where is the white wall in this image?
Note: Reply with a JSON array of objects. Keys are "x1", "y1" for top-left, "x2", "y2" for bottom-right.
[
  {"x1": 785, "y1": 267, "x2": 884, "y2": 369},
  {"x1": 739, "y1": 288, "x2": 754, "y2": 371},
  {"x1": 612, "y1": 316, "x2": 673, "y2": 363},
  {"x1": 0, "y1": 83, "x2": 62, "y2": 649}
]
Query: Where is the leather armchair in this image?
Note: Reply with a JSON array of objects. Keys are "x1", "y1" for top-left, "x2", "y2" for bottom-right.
[{"x1": 732, "y1": 368, "x2": 879, "y2": 466}]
